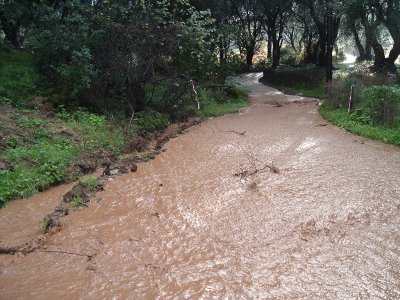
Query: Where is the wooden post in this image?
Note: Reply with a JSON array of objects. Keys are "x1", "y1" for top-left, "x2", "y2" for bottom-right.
[{"x1": 348, "y1": 85, "x2": 354, "y2": 114}]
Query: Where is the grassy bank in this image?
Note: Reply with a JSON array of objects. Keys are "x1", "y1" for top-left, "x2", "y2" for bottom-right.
[
  {"x1": 319, "y1": 103, "x2": 400, "y2": 146},
  {"x1": 0, "y1": 106, "x2": 125, "y2": 206},
  {"x1": 0, "y1": 48, "x2": 248, "y2": 207}
]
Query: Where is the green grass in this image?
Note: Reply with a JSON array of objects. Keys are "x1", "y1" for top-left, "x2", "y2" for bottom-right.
[
  {"x1": 69, "y1": 195, "x2": 87, "y2": 208},
  {"x1": 198, "y1": 84, "x2": 248, "y2": 117},
  {"x1": 319, "y1": 103, "x2": 400, "y2": 146},
  {"x1": 281, "y1": 84, "x2": 326, "y2": 99},
  {"x1": 200, "y1": 99, "x2": 248, "y2": 117},
  {"x1": 0, "y1": 138, "x2": 80, "y2": 204},
  {"x1": 0, "y1": 108, "x2": 125, "y2": 207},
  {"x1": 80, "y1": 176, "x2": 99, "y2": 189},
  {"x1": 0, "y1": 47, "x2": 39, "y2": 106},
  {"x1": 66, "y1": 110, "x2": 125, "y2": 154},
  {"x1": 39, "y1": 217, "x2": 51, "y2": 233}
]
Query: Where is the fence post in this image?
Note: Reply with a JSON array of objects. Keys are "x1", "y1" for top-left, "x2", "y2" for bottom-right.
[{"x1": 348, "y1": 85, "x2": 354, "y2": 115}]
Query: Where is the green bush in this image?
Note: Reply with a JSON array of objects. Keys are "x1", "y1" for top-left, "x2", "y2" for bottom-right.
[
  {"x1": 250, "y1": 59, "x2": 270, "y2": 72},
  {"x1": 225, "y1": 83, "x2": 248, "y2": 100},
  {"x1": 27, "y1": 0, "x2": 95, "y2": 101},
  {"x1": 144, "y1": 81, "x2": 198, "y2": 121},
  {"x1": 134, "y1": 110, "x2": 170, "y2": 133},
  {"x1": 359, "y1": 85, "x2": 400, "y2": 127},
  {"x1": 349, "y1": 108, "x2": 372, "y2": 125},
  {"x1": 80, "y1": 176, "x2": 98, "y2": 189}
]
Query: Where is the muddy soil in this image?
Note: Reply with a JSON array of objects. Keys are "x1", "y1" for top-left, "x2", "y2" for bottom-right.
[{"x1": 1, "y1": 73, "x2": 400, "y2": 299}]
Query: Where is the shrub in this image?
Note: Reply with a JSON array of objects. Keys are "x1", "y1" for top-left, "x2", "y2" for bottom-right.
[
  {"x1": 144, "y1": 80, "x2": 198, "y2": 121},
  {"x1": 27, "y1": 0, "x2": 95, "y2": 101},
  {"x1": 359, "y1": 85, "x2": 400, "y2": 127},
  {"x1": 134, "y1": 110, "x2": 170, "y2": 133},
  {"x1": 225, "y1": 83, "x2": 248, "y2": 100}
]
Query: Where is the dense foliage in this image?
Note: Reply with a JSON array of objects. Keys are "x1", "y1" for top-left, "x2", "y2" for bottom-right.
[{"x1": 1, "y1": 1, "x2": 399, "y2": 107}]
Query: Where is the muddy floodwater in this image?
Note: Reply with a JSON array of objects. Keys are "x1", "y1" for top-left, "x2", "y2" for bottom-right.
[{"x1": 1, "y1": 73, "x2": 400, "y2": 299}]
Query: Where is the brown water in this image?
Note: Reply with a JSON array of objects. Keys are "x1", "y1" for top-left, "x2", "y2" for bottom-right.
[{"x1": 1, "y1": 73, "x2": 400, "y2": 299}]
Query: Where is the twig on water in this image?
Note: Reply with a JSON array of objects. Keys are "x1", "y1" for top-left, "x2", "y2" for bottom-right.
[
  {"x1": 39, "y1": 250, "x2": 95, "y2": 260},
  {"x1": 219, "y1": 130, "x2": 246, "y2": 136}
]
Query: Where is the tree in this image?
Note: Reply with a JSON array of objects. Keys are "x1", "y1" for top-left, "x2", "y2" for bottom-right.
[
  {"x1": 342, "y1": 0, "x2": 373, "y2": 62},
  {"x1": 261, "y1": 0, "x2": 293, "y2": 67},
  {"x1": 27, "y1": 0, "x2": 95, "y2": 100},
  {"x1": 230, "y1": 0, "x2": 264, "y2": 67},
  {"x1": 376, "y1": 0, "x2": 400, "y2": 71},
  {"x1": 0, "y1": 0, "x2": 35, "y2": 47},
  {"x1": 300, "y1": 0, "x2": 341, "y2": 66},
  {"x1": 89, "y1": 0, "x2": 215, "y2": 113}
]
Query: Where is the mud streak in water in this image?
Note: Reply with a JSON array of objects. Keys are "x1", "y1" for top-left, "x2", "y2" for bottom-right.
[{"x1": 1, "y1": 73, "x2": 400, "y2": 299}]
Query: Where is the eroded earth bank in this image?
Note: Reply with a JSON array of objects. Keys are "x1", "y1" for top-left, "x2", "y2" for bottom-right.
[{"x1": 1, "y1": 73, "x2": 400, "y2": 299}]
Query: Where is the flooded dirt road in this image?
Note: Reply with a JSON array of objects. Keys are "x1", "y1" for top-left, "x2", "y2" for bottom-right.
[{"x1": 1, "y1": 73, "x2": 400, "y2": 299}]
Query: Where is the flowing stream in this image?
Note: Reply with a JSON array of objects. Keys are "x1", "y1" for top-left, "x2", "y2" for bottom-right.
[{"x1": 1, "y1": 73, "x2": 400, "y2": 299}]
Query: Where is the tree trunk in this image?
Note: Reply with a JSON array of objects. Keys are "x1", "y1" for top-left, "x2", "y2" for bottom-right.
[
  {"x1": 133, "y1": 82, "x2": 146, "y2": 113},
  {"x1": 272, "y1": 42, "x2": 281, "y2": 68},
  {"x1": 246, "y1": 46, "x2": 255, "y2": 66},
  {"x1": 267, "y1": 32, "x2": 272, "y2": 59},
  {"x1": 365, "y1": 26, "x2": 386, "y2": 70},
  {"x1": 1, "y1": 20, "x2": 21, "y2": 48},
  {"x1": 326, "y1": 2, "x2": 333, "y2": 83},
  {"x1": 385, "y1": 41, "x2": 400, "y2": 72},
  {"x1": 365, "y1": 39, "x2": 372, "y2": 60},
  {"x1": 372, "y1": 41, "x2": 386, "y2": 70},
  {"x1": 382, "y1": 10, "x2": 400, "y2": 72},
  {"x1": 361, "y1": 16, "x2": 385, "y2": 71},
  {"x1": 311, "y1": 40, "x2": 320, "y2": 63},
  {"x1": 219, "y1": 41, "x2": 225, "y2": 63},
  {"x1": 351, "y1": 22, "x2": 366, "y2": 61},
  {"x1": 317, "y1": 37, "x2": 327, "y2": 66},
  {"x1": 302, "y1": 30, "x2": 313, "y2": 63}
]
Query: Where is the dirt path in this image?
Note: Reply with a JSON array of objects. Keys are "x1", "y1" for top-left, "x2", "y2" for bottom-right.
[{"x1": 1, "y1": 73, "x2": 400, "y2": 299}]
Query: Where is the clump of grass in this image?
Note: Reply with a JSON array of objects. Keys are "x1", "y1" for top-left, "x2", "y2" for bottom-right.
[
  {"x1": 69, "y1": 195, "x2": 87, "y2": 208},
  {"x1": 39, "y1": 217, "x2": 51, "y2": 233},
  {"x1": 80, "y1": 176, "x2": 98, "y2": 189},
  {"x1": 62, "y1": 178, "x2": 103, "y2": 209}
]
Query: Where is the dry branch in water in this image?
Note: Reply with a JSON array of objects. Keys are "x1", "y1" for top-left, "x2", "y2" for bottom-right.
[
  {"x1": 219, "y1": 130, "x2": 246, "y2": 136},
  {"x1": 39, "y1": 250, "x2": 95, "y2": 260},
  {"x1": 234, "y1": 144, "x2": 280, "y2": 177}
]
